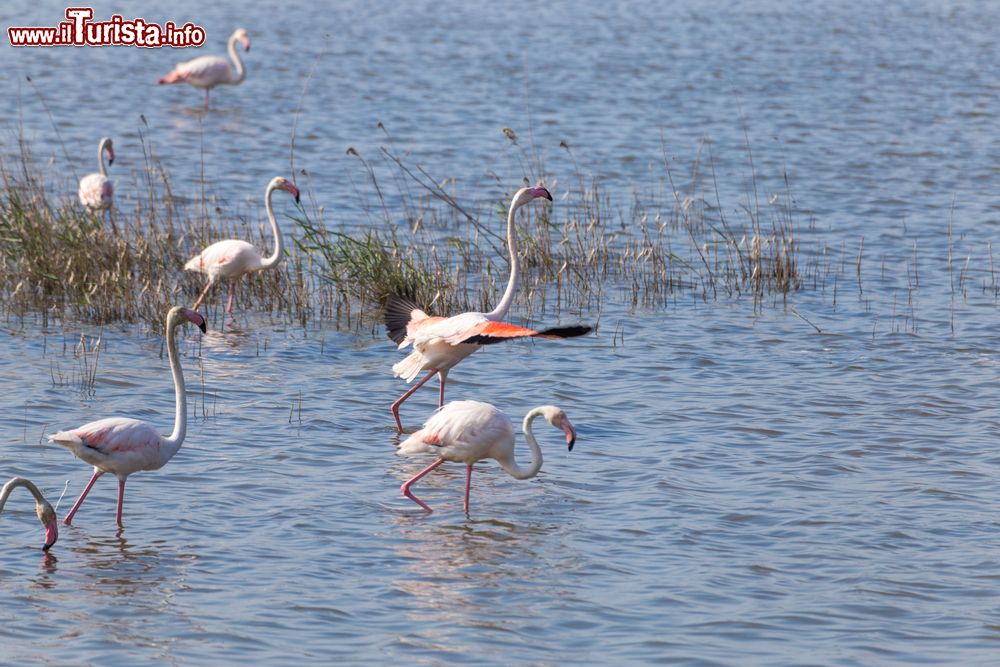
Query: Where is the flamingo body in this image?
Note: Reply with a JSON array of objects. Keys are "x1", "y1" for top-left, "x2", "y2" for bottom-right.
[
  {"x1": 185, "y1": 176, "x2": 299, "y2": 314},
  {"x1": 48, "y1": 307, "x2": 206, "y2": 528},
  {"x1": 398, "y1": 401, "x2": 577, "y2": 513},
  {"x1": 158, "y1": 28, "x2": 249, "y2": 109},
  {"x1": 78, "y1": 136, "x2": 114, "y2": 211}
]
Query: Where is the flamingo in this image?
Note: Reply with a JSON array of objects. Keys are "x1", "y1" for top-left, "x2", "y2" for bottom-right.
[
  {"x1": 0, "y1": 477, "x2": 58, "y2": 551},
  {"x1": 47, "y1": 307, "x2": 207, "y2": 529},
  {"x1": 398, "y1": 400, "x2": 577, "y2": 514},
  {"x1": 185, "y1": 176, "x2": 299, "y2": 314},
  {"x1": 385, "y1": 186, "x2": 591, "y2": 432},
  {"x1": 78, "y1": 136, "x2": 114, "y2": 212},
  {"x1": 158, "y1": 28, "x2": 250, "y2": 109}
]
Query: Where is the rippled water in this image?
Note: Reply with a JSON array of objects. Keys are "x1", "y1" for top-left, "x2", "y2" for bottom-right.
[{"x1": 3, "y1": 0, "x2": 1000, "y2": 665}]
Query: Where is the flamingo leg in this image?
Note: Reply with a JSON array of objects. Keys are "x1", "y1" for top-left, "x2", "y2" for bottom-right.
[
  {"x1": 438, "y1": 369, "x2": 449, "y2": 408},
  {"x1": 464, "y1": 464, "x2": 473, "y2": 514},
  {"x1": 391, "y1": 369, "x2": 439, "y2": 433},
  {"x1": 204, "y1": 89, "x2": 210, "y2": 110},
  {"x1": 226, "y1": 282, "x2": 236, "y2": 314},
  {"x1": 192, "y1": 280, "x2": 213, "y2": 311},
  {"x1": 63, "y1": 469, "x2": 104, "y2": 525},
  {"x1": 401, "y1": 458, "x2": 445, "y2": 513},
  {"x1": 115, "y1": 478, "x2": 126, "y2": 528}
]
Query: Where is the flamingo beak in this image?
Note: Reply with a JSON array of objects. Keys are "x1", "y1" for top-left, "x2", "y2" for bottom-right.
[
  {"x1": 561, "y1": 417, "x2": 576, "y2": 452},
  {"x1": 241, "y1": 36, "x2": 250, "y2": 51},
  {"x1": 530, "y1": 186, "x2": 552, "y2": 201},
  {"x1": 43, "y1": 518, "x2": 58, "y2": 551},
  {"x1": 107, "y1": 147, "x2": 115, "y2": 166},
  {"x1": 285, "y1": 182, "x2": 301, "y2": 204},
  {"x1": 187, "y1": 309, "x2": 208, "y2": 333}
]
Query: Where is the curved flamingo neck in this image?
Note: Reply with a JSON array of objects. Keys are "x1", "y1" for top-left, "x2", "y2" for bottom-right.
[
  {"x1": 498, "y1": 408, "x2": 546, "y2": 480},
  {"x1": 260, "y1": 181, "x2": 284, "y2": 269},
  {"x1": 97, "y1": 138, "x2": 110, "y2": 177},
  {"x1": 485, "y1": 195, "x2": 522, "y2": 321},
  {"x1": 227, "y1": 34, "x2": 246, "y2": 84},
  {"x1": 0, "y1": 477, "x2": 47, "y2": 513},
  {"x1": 163, "y1": 312, "x2": 187, "y2": 458}
]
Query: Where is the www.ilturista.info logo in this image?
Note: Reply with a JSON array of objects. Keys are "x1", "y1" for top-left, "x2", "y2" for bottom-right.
[{"x1": 8, "y1": 7, "x2": 206, "y2": 48}]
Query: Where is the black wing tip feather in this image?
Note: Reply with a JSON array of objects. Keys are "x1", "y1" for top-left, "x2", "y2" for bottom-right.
[
  {"x1": 538, "y1": 325, "x2": 593, "y2": 338},
  {"x1": 384, "y1": 293, "x2": 428, "y2": 344}
]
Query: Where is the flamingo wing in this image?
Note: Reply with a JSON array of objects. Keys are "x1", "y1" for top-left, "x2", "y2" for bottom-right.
[
  {"x1": 399, "y1": 401, "x2": 513, "y2": 462},
  {"x1": 159, "y1": 55, "x2": 233, "y2": 87},
  {"x1": 184, "y1": 239, "x2": 259, "y2": 278},
  {"x1": 49, "y1": 417, "x2": 163, "y2": 473},
  {"x1": 452, "y1": 321, "x2": 593, "y2": 345}
]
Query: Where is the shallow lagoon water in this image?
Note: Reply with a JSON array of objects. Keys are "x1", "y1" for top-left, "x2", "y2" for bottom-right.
[{"x1": 3, "y1": 1, "x2": 1000, "y2": 665}]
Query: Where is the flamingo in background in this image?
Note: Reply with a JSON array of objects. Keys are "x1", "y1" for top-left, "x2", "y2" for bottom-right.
[
  {"x1": 185, "y1": 176, "x2": 299, "y2": 314},
  {"x1": 48, "y1": 307, "x2": 206, "y2": 529},
  {"x1": 398, "y1": 400, "x2": 577, "y2": 513},
  {"x1": 158, "y1": 28, "x2": 250, "y2": 110},
  {"x1": 385, "y1": 186, "x2": 591, "y2": 432},
  {"x1": 1, "y1": 477, "x2": 58, "y2": 551},
  {"x1": 78, "y1": 136, "x2": 114, "y2": 213}
]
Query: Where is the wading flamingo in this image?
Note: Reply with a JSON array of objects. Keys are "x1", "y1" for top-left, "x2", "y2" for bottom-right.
[
  {"x1": 185, "y1": 176, "x2": 299, "y2": 314},
  {"x1": 48, "y1": 307, "x2": 206, "y2": 529},
  {"x1": 385, "y1": 186, "x2": 591, "y2": 433},
  {"x1": 78, "y1": 137, "x2": 114, "y2": 213},
  {"x1": 158, "y1": 28, "x2": 250, "y2": 110},
  {"x1": 1, "y1": 477, "x2": 58, "y2": 551},
  {"x1": 398, "y1": 400, "x2": 577, "y2": 514}
]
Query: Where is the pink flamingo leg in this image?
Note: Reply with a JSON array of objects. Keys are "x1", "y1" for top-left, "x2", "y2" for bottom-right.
[
  {"x1": 226, "y1": 282, "x2": 236, "y2": 314},
  {"x1": 192, "y1": 280, "x2": 213, "y2": 311},
  {"x1": 438, "y1": 370, "x2": 448, "y2": 408},
  {"x1": 115, "y1": 478, "x2": 126, "y2": 528},
  {"x1": 464, "y1": 464, "x2": 473, "y2": 513},
  {"x1": 391, "y1": 369, "x2": 439, "y2": 433},
  {"x1": 204, "y1": 89, "x2": 210, "y2": 110},
  {"x1": 63, "y1": 469, "x2": 103, "y2": 525},
  {"x1": 401, "y1": 458, "x2": 445, "y2": 512}
]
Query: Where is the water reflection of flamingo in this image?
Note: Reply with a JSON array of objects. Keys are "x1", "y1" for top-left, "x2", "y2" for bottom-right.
[
  {"x1": 158, "y1": 28, "x2": 250, "y2": 110},
  {"x1": 0, "y1": 477, "x2": 59, "y2": 551},
  {"x1": 78, "y1": 136, "x2": 114, "y2": 212},
  {"x1": 385, "y1": 186, "x2": 591, "y2": 432},
  {"x1": 48, "y1": 307, "x2": 206, "y2": 529},
  {"x1": 398, "y1": 400, "x2": 577, "y2": 513},
  {"x1": 185, "y1": 177, "x2": 299, "y2": 314}
]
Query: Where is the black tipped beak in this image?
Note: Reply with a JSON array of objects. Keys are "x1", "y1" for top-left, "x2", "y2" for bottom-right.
[
  {"x1": 198, "y1": 321, "x2": 207, "y2": 334},
  {"x1": 294, "y1": 192, "x2": 301, "y2": 204},
  {"x1": 42, "y1": 543, "x2": 52, "y2": 552},
  {"x1": 108, "y1": 157, "x2": 114, "y2": 166},
  {"x1": 567, "y1": 437, "x2": 575, "y2": 452},
  {"x1": 544, "y1": 189, "x2": 553, "y2": 201}
]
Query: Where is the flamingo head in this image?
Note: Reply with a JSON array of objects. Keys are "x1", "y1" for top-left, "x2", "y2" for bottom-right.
[
  {"x1": 272, "y1": 176, "x2": 301, "y2": 204},
  {"x1": 510, "y1": 185, "x2": 553, "y2": 212},
  {"x1": 233, "y1": 28, "x2": 250, "y2": 52},
  {"x1": 36, "y1": 501, "x2": 58, "y2": 551},
  {"x1": 541, "y1": 406, "x2": 576, "y2": 452},
  {"x1": 101, "y1": 137, "x2": 114, "y2": 166},
  {"x1": 169, "y1": 306, "x2": 208, "y2": 333}
]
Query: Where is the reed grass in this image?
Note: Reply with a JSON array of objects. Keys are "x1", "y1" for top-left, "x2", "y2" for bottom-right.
[{"x1": 0, "y1": 130, "x2": 810, "y2": 330}]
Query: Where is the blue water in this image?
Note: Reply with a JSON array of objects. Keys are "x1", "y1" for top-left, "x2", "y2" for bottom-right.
[{"x1": 3, "y1": 1, "x2": 1000, "y2": 665}]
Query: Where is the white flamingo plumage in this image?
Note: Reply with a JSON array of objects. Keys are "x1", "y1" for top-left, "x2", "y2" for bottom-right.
[
  {"x1": 78, "y1": 136, "x2": 114, "y2": 212},
  {"x1": 398, "y1": 400, "x2": 577, "y2": 514},
  {"x1": 158, "y1": 28, "x2": 249, "y2": 109},
  {"x1": 185, "y1": 176, "x2": 299, "y2": 314},
  {"x1": 47, "y1": 307, "x2": 206, "y2": 529},
  {"x1": 0, "y1": 477, "x2": 58, "y2": 551},
  {"x1": 384, "y1": 186, "x2": 591, "y2": 432}
]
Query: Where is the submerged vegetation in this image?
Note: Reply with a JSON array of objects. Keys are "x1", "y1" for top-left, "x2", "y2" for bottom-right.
[{"x1": 0, "y1": 129, "x2": 813, "y2": 330}]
